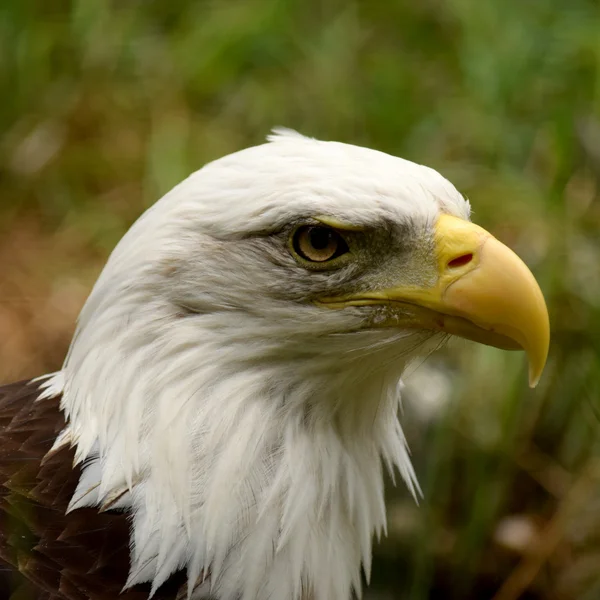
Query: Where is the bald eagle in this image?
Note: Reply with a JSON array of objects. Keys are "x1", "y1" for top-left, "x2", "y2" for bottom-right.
[{"x1": 0, "y1": 130, "x2": 549, "y2": 600}]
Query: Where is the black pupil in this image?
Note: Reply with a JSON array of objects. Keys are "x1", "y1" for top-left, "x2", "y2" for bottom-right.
[{"x1": 309, "y1": 227, "x2": 334, "y2": 250}]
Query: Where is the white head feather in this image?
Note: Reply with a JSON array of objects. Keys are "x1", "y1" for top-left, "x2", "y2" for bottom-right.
[{"x1": 42, "y1": 130, "x2": 470, "y2": 600}]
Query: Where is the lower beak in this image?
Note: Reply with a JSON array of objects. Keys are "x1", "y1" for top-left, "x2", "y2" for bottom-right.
[{"x1": 320, "y1": 214, "x2": 550, "y2": 387}]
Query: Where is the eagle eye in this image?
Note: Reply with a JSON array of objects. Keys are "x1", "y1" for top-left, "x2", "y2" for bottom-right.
[{"x1": 292, "y1": 226, "x2": 349, "y2": 263}]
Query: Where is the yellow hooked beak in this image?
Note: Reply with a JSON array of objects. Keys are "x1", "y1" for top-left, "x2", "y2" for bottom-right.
[{"x1": 320, "y1": 214, "x2": 550, "y2": 387}]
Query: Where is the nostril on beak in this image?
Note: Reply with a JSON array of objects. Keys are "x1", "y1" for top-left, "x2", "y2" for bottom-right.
[{"x1": 448, "y1": 253, "x2": 473, "y2": 269}]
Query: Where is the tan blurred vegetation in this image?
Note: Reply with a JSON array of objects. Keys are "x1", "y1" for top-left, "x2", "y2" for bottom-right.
[{"x1": 1, "y1": 1, "x2": 600, "y2": 598}]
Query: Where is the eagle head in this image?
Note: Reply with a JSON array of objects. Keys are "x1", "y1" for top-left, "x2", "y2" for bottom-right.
[{"x1": 44, "y1": 129, "x2": 549, "y2": 600}]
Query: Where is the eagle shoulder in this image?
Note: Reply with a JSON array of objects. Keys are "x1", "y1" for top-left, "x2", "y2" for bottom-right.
[{"x1": 0, "y1": 379, "x2": 189, "y2": 600}]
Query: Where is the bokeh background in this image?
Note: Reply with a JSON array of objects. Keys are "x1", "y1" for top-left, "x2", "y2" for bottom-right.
[{"x1": 1, "y1": 1, "x2": 600, "y2": 599}]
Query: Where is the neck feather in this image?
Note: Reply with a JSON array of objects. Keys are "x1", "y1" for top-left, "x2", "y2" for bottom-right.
[{"x1": 44, "y1": 311, "x2": 422, "y2": 600}]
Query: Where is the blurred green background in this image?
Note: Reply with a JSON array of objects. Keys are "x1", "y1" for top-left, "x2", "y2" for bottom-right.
[{"x1": 1, "y1": 1, "x2": 600, "y2": 599}]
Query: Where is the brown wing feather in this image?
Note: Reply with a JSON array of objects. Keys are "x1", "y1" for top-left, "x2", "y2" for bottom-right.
[{"x1": 0, "y1": 380, "x2": 190, "y2": 600}]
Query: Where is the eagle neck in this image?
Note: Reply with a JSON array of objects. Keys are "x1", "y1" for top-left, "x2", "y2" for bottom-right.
[{"x1": 49, "y1": 317, "x2": 420, "y2": 600}]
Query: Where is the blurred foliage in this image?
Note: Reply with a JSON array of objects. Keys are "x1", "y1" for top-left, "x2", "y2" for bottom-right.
[{"x1": 1, "y1": 0, "x2": 600, "y2": 599}]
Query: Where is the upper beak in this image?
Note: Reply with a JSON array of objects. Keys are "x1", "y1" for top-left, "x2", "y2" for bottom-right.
[{"x1": 320, "y1": 214, "x2": 550, "y2": 387}]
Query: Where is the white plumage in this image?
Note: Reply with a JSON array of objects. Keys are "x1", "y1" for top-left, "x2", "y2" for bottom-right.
[{"x1": 41, "y1": 129, "x2": 474, "y2": 600}]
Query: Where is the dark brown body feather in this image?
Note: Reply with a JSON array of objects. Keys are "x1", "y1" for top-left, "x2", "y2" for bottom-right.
[{"x1": 0, "y1": 380, "x2": 188, "y2": 600}]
